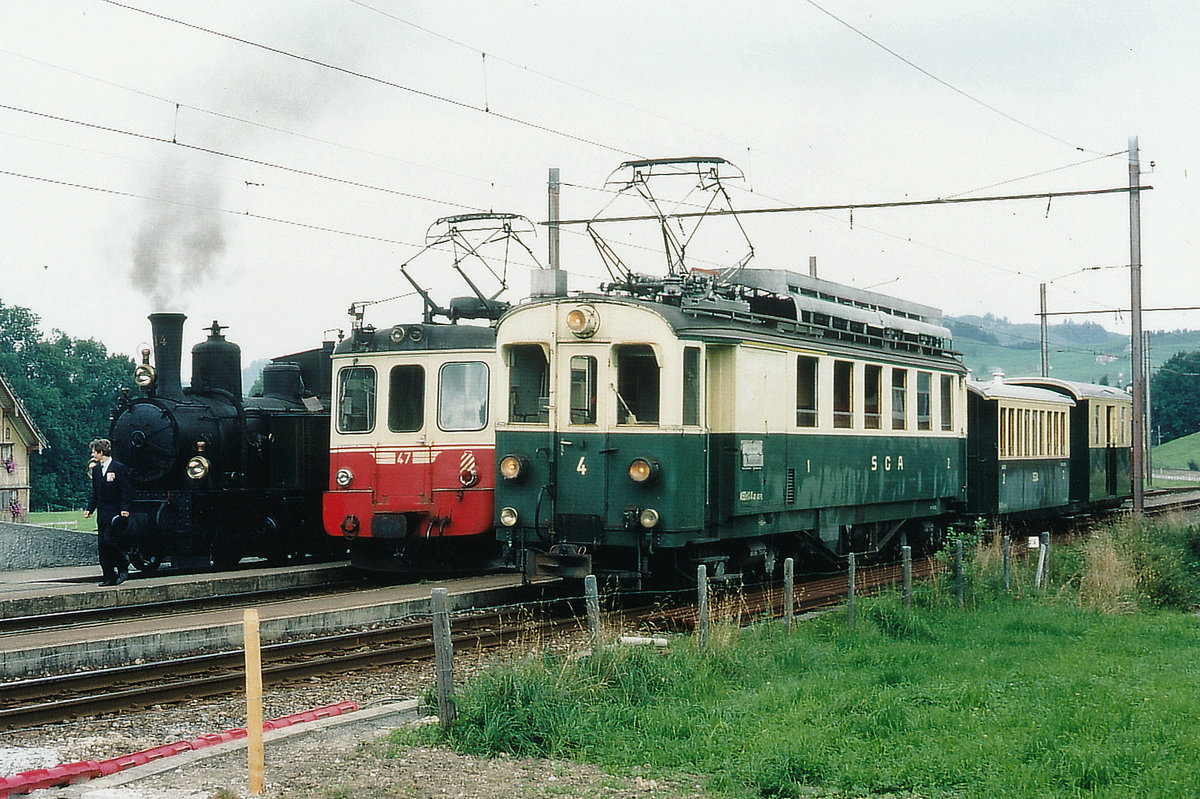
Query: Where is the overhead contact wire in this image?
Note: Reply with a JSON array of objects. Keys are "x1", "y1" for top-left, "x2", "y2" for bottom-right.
[{"x1": 102, "y1": 0, "x2": 640, "y2": 158}]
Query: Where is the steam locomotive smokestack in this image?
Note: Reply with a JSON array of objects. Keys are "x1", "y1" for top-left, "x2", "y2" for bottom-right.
[{"x1": 148, "y1": 312, "x2": 186, "y2": 401}]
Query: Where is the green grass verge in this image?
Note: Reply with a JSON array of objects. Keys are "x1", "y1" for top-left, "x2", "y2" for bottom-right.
[
  {"x1": 399, "y1": 518, "x2": 1200, "y2": 798},
  {"x1": 27, "y1": 509, "x2": 89, "y2": 526}
]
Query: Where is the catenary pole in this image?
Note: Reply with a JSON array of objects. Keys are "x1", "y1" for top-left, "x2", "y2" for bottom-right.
[{"x1": 1129, "y1": 137, "x2": 1145, "y2": 512}]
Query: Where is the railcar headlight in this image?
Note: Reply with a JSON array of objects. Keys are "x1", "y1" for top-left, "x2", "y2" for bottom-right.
[
  {"x1": 133, "y1": 364, "x2": 156, "y2": 388},
  {"x1": 565, "y1": 305, "x2": 600, "y2": 338},
  {"x1": 459, "y1": 468, "x2": 479, "y2": 488},
  {"x1": 389, "y1": 325, "x2": 406, "y2": 343},
  {"x1": 499, "y1": 507, "x2": 519, "y2": 527},
  {"x1": 335, "y1": 467, "x2": 354, "y2": 488},
  {"x1": 499, "y1": 454, "x2": 528, "y2": 481},
  {"x1": 628, "y1": 457, "x2": 659, "y2": 484},
  {"x1": 639, "y1": 508, "x2": 660, "y2": 529},
  {"x1": 186, "y1": 455, "x2": 210, "y2": 481}
]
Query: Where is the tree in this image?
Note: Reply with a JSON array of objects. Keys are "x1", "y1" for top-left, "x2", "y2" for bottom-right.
[
  {"x1": 0, "y1": 301, "x2": 135, "y2": 510},
  {"x1": 1151, "y1": 350, "x2": 1200, "y2": 443}
]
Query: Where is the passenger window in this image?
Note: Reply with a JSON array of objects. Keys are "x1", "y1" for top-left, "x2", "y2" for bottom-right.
[
  {"x1": 388, "y1": 365, "x2": 424, "y2": 433},
  {"x1": 796, "y1": 356, "x2": 818, "y2": 428},
  {"x1": 917, "y1": 372, "x2": 932, "y2": 431},
  {"x1": 864, "y1": 365, "x2": 882, "y2": 429},
  {"x1": 569, "y1": 355, "x2": 597, "y2": 425},
  {"x1": 337, "y1": 366, "x2": 376, "y2": 433},
  {"x1": 940, "y1": 375, "x2": 954, "y2": 431},
  {"x1": 891, "y1": 369, "x2": 907, "y2": 430},
  {"x1": 508, "y1": 345, "x2": 549, "y2": 424},
  {"x1": 683, "y1": 347, "x2": 701, "y2": 426},
  {"x1": 438, "y1": 362, "x2": 489, "y2": 432},
  {"x1": 833, "y1": 360, "x2": 853, "y2": 429},
  {"x1": 616, "y1": 345, "x2": 660, "y2": 425}
]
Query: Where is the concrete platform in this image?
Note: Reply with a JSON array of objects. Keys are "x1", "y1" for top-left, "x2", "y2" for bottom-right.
[{"x1": 0, "y1": 571, "x2": 534, "y2": 680}]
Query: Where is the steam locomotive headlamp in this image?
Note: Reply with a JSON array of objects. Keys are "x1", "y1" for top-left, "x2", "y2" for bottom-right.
[
  {"x1": 335, "y1": 467, "x2": 354, "y2": 488},
  {"x1": 133, "y1": 346, "x2": 156, "y2": 388},
  {"x1": 638, "y1": 508, "x2": 660, "y2": 529},
  {"x1": 499, "y1": 454, "x2": 529, "y2": 482},
  {"x1": 565, "y1": 305, "x2": 600, "y2": 338},
  {"x1": 628, "y1": 457, "x2": 659, "y2": 485},
  {"x1": 185, "y1": 455, "x2": 210, "y2": 481},
  {"x1": 499, "y1": 506, "x2": 519, "y2": 527}
]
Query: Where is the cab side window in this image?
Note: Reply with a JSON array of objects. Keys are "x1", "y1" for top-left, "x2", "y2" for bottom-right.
[
  {"x1": 337, "y1": 366, "x2": 376, "y2": 433},
  {"x1": 508, "y1": 345, "x2": 549, "y2": 424},
  {"x1": 439, "y1": 362, "x2": 489, "y2": 432}
]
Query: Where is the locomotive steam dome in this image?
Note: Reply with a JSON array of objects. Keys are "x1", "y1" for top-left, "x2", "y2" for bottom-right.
[{"x1": 191, "y1": 320, "x2": 242, "y2": 398}]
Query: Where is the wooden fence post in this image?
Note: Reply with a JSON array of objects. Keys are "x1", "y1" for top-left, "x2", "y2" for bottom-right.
[
  {"x1": 956, "y1": 538, "x2": 964, "y2": 609},
  {"x1": 697, "y1": 564, "x2": 708, "y2": 650},
  {"x1": 584, "y1": 574, "x2": 601, "y2": 657},
  {"x1": 243, "y1": 609, "x2": 264, "y2": 796},
  {"x1": 1003, "y1": 535, "x2": 1011, "y2": 592},
  {"x1": 1036, "y1": 532, "x2": 1049, "y2": 592},
  {"x1": 847, "y1": 552, "x2": 856, "y2": 629},
  {"x1": 902, "y1": 545, "x2": 912, "y2": 608},
  {"x1": 783, "y1": 557, "x2": 794, "y2": 633},
  {"x1": 431, "y1": 588, "x2": 456, "y2": 727}
]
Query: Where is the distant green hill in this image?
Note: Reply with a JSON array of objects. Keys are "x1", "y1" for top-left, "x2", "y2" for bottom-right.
[
  {"x1": 947, "y1": 315, "x2": 1200, "y2": 387},
  {"x1": 1151, "y1": 429, "x2": 1200, "y2": 471}
]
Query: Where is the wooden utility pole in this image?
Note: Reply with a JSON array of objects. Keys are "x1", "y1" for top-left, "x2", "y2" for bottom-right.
[{"x1": 1129, "y1": 137, "x2": 1145, "y2": 512}]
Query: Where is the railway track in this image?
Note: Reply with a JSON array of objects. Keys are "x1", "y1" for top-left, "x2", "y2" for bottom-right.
[{"x1": 0, "y1": 603, "x2": 588, "y2": 729}]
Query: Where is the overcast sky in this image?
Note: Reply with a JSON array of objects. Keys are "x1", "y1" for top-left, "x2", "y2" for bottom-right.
[{"x1": 3, "y1": 1, "x2": 1197, "y2": 370}]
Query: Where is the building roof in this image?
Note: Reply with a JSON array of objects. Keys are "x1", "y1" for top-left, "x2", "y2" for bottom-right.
[{"x1": 0, "y1": 369, "x2": 49, "y2": 452}]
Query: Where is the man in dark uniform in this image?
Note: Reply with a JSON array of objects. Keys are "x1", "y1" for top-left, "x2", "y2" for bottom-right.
[{"x1": 83, "y1": 438, "x2": 133, "y2": 586}]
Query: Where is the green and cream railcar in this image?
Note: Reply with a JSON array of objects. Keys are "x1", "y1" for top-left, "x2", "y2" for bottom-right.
[
  {"x1": 493, "y1": 269, "x2": 969, "y2": 581},
  {"x1": 965, "y1": 377, "x2": 1074, "y2": 517}
]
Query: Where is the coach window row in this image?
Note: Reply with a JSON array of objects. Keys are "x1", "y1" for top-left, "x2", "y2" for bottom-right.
[
  {"x1": 1092, "y1": 402, "x2": 1131, "y2": 447},
  {"x1": 796, "y1": 356, "x2": 958, "y2": 432},
  {"x1": 999, "y1": 406, "x2": 1067, "y2": 459},
  {"x1": 335, "y1": 362, "x2": 490, "y2": 434}
]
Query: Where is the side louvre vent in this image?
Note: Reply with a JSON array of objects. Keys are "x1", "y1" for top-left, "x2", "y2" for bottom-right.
[{"x1": 785, "y1": 468, "x2": 796, "y2": 504}]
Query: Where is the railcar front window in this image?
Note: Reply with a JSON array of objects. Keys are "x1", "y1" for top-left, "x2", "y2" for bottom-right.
[
  {"x1": 337, "y1": 366, "x2": 376, "y2": 433},
  {"x1": 833, "y1": 360, "x2": 853, "y2": 429},
  {"x1": 917, "y1": 372, "x2": 932, "y2": 431},
  {"x1": 388, "y1": 365, "x2": 424, "y2": 433},
  {"x1": 864, "y1": 364, "x2": 882, "y2": 430},
  {"x1": 438, "y1": 362, "x2": 489, "y2": 432},
  {"x1": 508, "y1": 345, "x2": 549, "y2": 424},
  {"x1": 892, "y1": 369, "x2": 907, "y2": 430},
  {"x1": 616, "y1": 345, "x2": 660, "y2": 425},
  {"x1": 796, "y1": 356, "x2": 818, "y2": 428},
  {"x1": 569, "y1": 355, "x2": 597, "y2": 425}
]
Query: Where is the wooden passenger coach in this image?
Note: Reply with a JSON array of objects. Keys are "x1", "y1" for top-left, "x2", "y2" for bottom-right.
[
  {"x1": 1008, "y1": 378, "x2": 1133, "y2": 510},
  {"x1": 965, "y1": 376, "x2": 1074, "y2": 518}
]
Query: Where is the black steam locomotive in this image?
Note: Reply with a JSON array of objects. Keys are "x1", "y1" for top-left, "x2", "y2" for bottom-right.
[{"x1": 108, "y1": 313, "x2": 336, "y2": 571}]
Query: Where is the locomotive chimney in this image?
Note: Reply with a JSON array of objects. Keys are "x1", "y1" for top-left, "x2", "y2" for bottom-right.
[{"x1": 148, "y1": 312, "x2": 186, "y2": 401}]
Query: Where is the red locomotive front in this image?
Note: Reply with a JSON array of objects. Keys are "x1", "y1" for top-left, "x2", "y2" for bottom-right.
[{"x1": 323, "y1": 322, "x2": 501, "y2": 573}]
